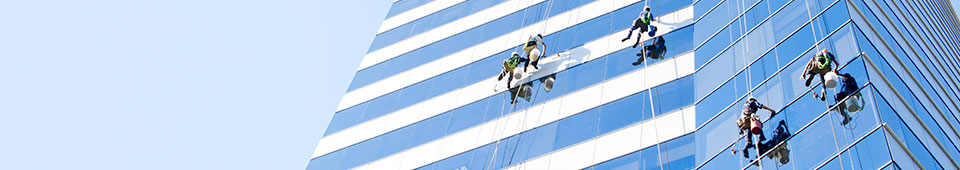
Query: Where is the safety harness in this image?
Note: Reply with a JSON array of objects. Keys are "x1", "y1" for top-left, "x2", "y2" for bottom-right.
[{"x1": 815, "y1": 51, "x2": 833, "y2": 70}]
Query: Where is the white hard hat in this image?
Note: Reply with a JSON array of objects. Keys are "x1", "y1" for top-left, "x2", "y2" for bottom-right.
[{"x1": 511, "y1": 51, "x2": 519, "y2": 57}]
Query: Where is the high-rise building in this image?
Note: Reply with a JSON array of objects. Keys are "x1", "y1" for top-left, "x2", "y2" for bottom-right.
[{"x1": 307, "y1": 0, "x2": 960, "y2": 169}]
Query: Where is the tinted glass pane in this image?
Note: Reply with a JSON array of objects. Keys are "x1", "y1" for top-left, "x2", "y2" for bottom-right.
[{"x1": 554, "y1": 108, "x2": 599, "y2": 149}]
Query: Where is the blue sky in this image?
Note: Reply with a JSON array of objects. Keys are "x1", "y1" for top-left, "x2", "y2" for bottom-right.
[
  {"x1": 0, "y1": 0, "x2": 389, "y2": 169},
  {"x1": 0, "y1": 0, "x2": 958, "y2": 170}
]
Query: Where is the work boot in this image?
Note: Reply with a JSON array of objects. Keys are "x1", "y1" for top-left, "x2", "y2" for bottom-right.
[
  {"x1": 742, "y1": 147, "x2": 751, "y2": 158},
  {"x1": 841, "y1": 115, "x2": 852, "y2": 125},
  {"x1": 621, "y1": 37, "x2": 630, "y2": 42}
]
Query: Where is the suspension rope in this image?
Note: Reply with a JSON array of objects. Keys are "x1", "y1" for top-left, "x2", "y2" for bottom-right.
[
  {"x1": 485, "y1": 1, "x2": 534, "y2": 168},
  {"x1": 484, "y1": 90, "x2": 521, "y2": 170},
  {"x1": 505, "y1": 1, "x2": 560, "y2": 168},
  {"x1": 484, "y1": 0, "x2": 545, "y2": 168},
  {"x1": 505, "y1": 84, "x2": 543, "y2": 166},
  {"x1": 803, "y1": 2, "x2": 845, "y2": 170},
  {"x1": 734, "y1": 0, "x2": 764, "y2": 168}
]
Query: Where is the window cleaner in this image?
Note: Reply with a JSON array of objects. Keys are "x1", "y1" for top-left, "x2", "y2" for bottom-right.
[
  {"x1": 497, "y1": 52, "x2": 529, "y2": 91},
  {"x1": 633, "y1": 36, "x2": 667, "y2": 66},
  {"x1": 734, "y1": 97, "x2": 778, "y2": 159},
  {"x1": 801, "y1": 49, "x2": 840, "y2": 101},
  {"x1": 621, "y1": 6, "x2": 658, "y2": 48},
  {"x1": 832, "y1": 73, "x2": 859, "y2": 125},
  {"x1": 523, "y1": 34, "x2": 546, "y2": 72}
]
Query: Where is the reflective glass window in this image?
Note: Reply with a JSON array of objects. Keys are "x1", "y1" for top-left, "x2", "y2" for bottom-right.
[
  {"x1": 554, "y1": 108, "x2": 600, "y2": 149},
  {"x1": 410, "y1": 113, "x2": 453, "y2": 147}
]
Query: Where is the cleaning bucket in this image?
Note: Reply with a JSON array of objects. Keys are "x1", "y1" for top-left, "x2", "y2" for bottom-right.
[{"x1": 824, "y1": 72, "x2": 839, "y2": 89}]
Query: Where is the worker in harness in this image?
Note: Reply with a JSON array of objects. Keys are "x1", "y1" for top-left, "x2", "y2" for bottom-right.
[
  {"x1": 832, "y1": 73, "x2": 858, "y2": 125},
  {"x1": 498, "y1": 52, "x2": 528, "y2": 90},
  {"x1": 801, "y1": 49, "x2": 840, "y2": 101},
  {"x1": 621, "y1": 6, "x2": 657, "y2": 48},
  {"x1": 523, "y1": 34, "x2": 546, "y2": 72},
  {"x1": 633, "y1": 36, "x2": 666, "y2": 66},
  {"x1": 735, "y1": 97, "x2": 778, "y2": 159}
]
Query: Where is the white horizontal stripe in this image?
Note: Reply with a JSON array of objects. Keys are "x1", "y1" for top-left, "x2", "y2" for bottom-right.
[
  {"x1": 349, "y1": 52, "x2": 696, "y2": 170},
  {"x1": 340, "y1": 1, "x2": 695, "y2": 113},
  {"x1": 311, "y1": 6, "x2": 696, "y2": 160},
  {"x1": 362, "y1": 0, "x2": 544, "y2": 71},
  {"x1": 379, "y1": 0, "x2": 465, "y2": 34},
  {"x1": 504, "y1": 106, "x2": 697, "y2": 170}
]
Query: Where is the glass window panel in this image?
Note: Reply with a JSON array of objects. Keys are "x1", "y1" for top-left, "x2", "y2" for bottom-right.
[
  {"x1": 663, "y1": 26, "x2": 695, "y2": 58},
  {"x1": 655, "y1": 76, "x2": 694, "y2": 115},
  {"x1": 835, "y1": 130, "x2": 893, "y2": 170},
  {"x1": 604, "y1": 48, "x2": 642, "y2": 80},
  {"x1": 696, "y1": 24, "x2": 732, "y2": 68},
  {"x1": 379, "y1": 125, "x2": 416, "y2": 159},
  {"x1": 694, "y1": 0, "x2": 731, "y2": 46},
  {"x1": 325, "y1": 103, "x2": 368, "y2": 136},
  {"x1": 770, "y1": 1, "x2": 807, "y2": 42},
  {"x1": 511, "y1": 122, "x2": 558, "y2": 162},
  {"x1": 611, "y1": 1, "x2": 644, "y2": 31},
  {"x1": 593, "y1": 151, "x2": 640, "y2": 170},
  {"x1": 875, "y1": 91, "x2": 944, "y2": 169},
  {"x1": 410, "y1": 113, "x2": 453, "y2": 147},
  {"x1": 306, "y1": 149, "x2": 345, "y2": 170},
  {"x1": 563, "y1": 58, "x2": 607, "y2": 93},
  {"x1": 554, "y1": 108, "x2": 600, "y2": 149},
  {"x1": 465, "y1": 50, "x2": 508, "y2": 84},
  {"x1": 484, "y1": 93, "x2": 509, "y2": 122},
  {"x1": 362, "y1": 91, "x2": 401, "y2": 121},
  {"x1": 600, "y1": 93, "x2": 646, "y2": 134},
  {"x1": 468, "y1": 144, "x2": 495, "y2": 170},
  {"x1": 447, "y1": 99, "x2": 489, "y2": 135},
  {"x1": 640, "y1": 145, "x2": 662, "y2": 170},
  {"x1": 428, "y1": 69, "x2": 467, "y2": 99},
  {"x1": 488, "y1": 135, "x2": 521, "y2": 169},
  {"x1": 572, "y1": 15, "x2": 612, "y2": 47},
  {"x1": 653, "y1": 0, "x2": 693, "y2": 14},
  {"x1": 348, "y1": 62, "x2": 387, "y2": 91},
  {"x1": 397, "y1": 79, "x2": 434, "y2": 110},
  {"x1": 662, "y1": 134, "x2": 695, "y2": 170},
  {"x1": 341, "y1": 136, "x2": 385, "y2": 169}
]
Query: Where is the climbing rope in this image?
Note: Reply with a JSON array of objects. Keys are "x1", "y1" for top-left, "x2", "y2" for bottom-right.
[
  {"x1": 802, "y1": 2, "x2": 845, "y2": 170},
  {"x1": 639, "y1": 1, "x2": 665, "y2": 167},
  {"x1": 505, "y1": 83, "x2": 544, "y2": 167},
  {"x1": 484, "y1": 1, "x2": 542, "y2": 168},
  {"x1": 734, "y1": 0, "x2": 765, "y2": 168},
  {"x1": 484, "y1": 90, "x2": 521, "y2": 170}
]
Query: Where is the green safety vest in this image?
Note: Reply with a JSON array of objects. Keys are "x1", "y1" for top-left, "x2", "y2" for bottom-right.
[
  {"x1": 504, "y1": 57, "x2": 520, "y2": 68},
  {"x1": 815, "y1": 52, "x2": 833, "y2": 70},
  {"x1": 640, "y1": 12, "x2": 652, "y2": 24}
]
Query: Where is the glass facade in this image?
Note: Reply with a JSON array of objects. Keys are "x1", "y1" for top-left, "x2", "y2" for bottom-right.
[{"x1": 309, "y1": 0, "x2": 960, "y2": 169}]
